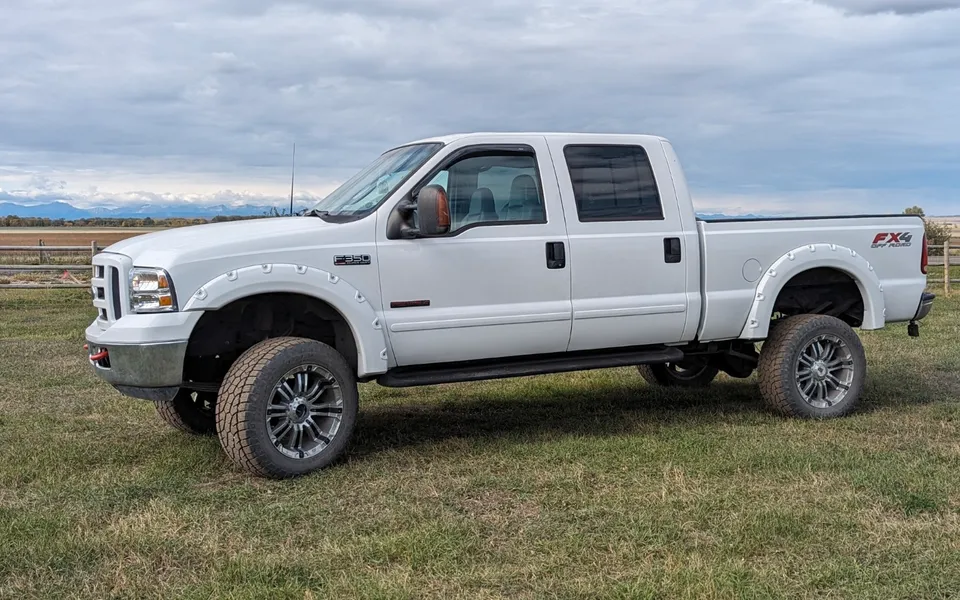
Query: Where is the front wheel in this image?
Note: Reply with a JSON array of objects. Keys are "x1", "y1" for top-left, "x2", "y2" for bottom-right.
[
  {"x1": 216, "y1": 337, "x2": 358, "y2": 478},
  {"x1": 638, "y1": 360, "x2": 719, "y2": 388},
  {"x1": 758, "y1": 314, "x2": 866, "y2": 418}
]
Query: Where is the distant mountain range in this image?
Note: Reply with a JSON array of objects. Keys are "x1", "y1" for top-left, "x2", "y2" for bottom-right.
[
  {"x1": 0, "y1": 201, "x2": 308, "y2": 220},
  {"x1": 0, "y1": 201, "x2": 773, "y2": 221}
]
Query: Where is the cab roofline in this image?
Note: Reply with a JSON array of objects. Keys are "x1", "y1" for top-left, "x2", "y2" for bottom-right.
[{"x1": 393, "y1": 132, "x2": 669, "y2": 150}]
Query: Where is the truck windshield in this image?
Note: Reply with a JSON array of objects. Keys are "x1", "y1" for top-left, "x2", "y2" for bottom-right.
[{"x1": 305, "y1": 143, "x2": 442, "y2": 220}]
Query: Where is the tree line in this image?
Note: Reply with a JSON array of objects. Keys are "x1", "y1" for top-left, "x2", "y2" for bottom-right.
[
  {"x1": 903, "y1": 206, "x2": 954, "y2": 254},
  {"x1": 0, "y1": 214, "x2": 268, "y2": 228}
]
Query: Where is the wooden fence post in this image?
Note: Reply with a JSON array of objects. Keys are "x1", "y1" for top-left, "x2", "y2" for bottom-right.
[
  {"x1": 38, "y1": 239, "x2": 45, "y2": 264},
  {"x1": 945, "y1": 242, "x2": 951, "y2": 296},
  {"x1": 91, "y1": 240, "x2": 99, "y2": 260}
]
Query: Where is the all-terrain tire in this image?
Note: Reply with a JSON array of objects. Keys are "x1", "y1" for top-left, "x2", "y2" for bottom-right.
[
  {"x1": 758, "y1": 315, "x2": 866, "y2": 418},
  {"x1": 216, "y1": 337, "x2": 358, "y2": 479},
  {"x1": 638, "y1": 362, "x2": 719, "y2": 388},
  {"x1": 155, "y1": 389, "x2": 217, "y2": 435}
]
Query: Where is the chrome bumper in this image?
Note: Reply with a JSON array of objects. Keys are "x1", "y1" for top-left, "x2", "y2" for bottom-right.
[
  {"x1": 914, "y1": 293, "x2": 935, "y2": 321},
  {"x1": 85, "y1": 340, "x2": 187, "y2": 394}
]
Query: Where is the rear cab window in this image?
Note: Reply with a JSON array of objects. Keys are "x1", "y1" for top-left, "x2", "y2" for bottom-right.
[{"x1": 562, "y1": 145, "x2": 664, "y2": 222}]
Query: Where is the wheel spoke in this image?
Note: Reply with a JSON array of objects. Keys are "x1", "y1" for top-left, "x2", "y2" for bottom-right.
[
  {"x1": 798, "y1": 368, "x2": 814, "y2": 382},
  {"x1": 271, "y1": 419, "x2": 292, "y2": 439},
  {"x1": 304, "y1": 418, "x2": 327, "y2": 442},
  {"x1": 276, "y1": 382, "x2": 295, "y2": 402},
  {"x1": 293, "y1": 424, "x2": 304, "y2": 451},
  {"x1": 296, "y1": 372, "x2": 308, "y2": 395},
  {"x1": 799, "y1": 353, "x2": 814, "y2": 367},
  {"x1": 825, "y1": 372, "x2": 850, "y2": 390},
  {"x1": 821, "y1": 344, "x2": 837, "y2": 363},
  {"x1": 310, "y1": 405, "x2": 343, "y2": 417},
  {"x1": 267, "y1": 405, "x2": 288, "y2": 415},
  {"x1": 304, "y1": 382, "x2": 327, "y2": 404}
]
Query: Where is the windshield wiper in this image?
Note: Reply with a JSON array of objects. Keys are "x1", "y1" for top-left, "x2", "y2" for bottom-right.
[{"x1": 303, "y1": 208, "x2": 330, "y2": 218}]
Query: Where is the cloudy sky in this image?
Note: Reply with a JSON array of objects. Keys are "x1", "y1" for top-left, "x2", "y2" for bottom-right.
[{"x1": 1, "y1": 0, "x2": 958, "y2": 215}]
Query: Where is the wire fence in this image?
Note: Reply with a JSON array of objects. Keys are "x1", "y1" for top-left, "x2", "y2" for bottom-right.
[
  {"x1": 0, "y1": 241, "x2": 99, "y2": 289},
  {"x1": 931, "y1": 242, "x2": 960, "y2": 296},
  {"x1": 1, "y1": 240, "x2": 957, "y2": 292}
]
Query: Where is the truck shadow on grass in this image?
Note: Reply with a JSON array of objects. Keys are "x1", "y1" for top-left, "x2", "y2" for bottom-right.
[{"x1": 346, "y1": 366, "x2": 941, "y2": 460}]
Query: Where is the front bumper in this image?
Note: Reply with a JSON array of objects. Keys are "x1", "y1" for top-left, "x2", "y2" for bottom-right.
[
  {"x1": 85, "y1": 340, "x2": 187, "y2": 388},
  {"x1": 84, "y1": 308, "x2": 202, "y2": 400}
]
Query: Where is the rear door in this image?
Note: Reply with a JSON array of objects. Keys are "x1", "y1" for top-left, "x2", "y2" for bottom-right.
[{"x1": 546, "y1": 136, "x2": 690, "y2": 351}]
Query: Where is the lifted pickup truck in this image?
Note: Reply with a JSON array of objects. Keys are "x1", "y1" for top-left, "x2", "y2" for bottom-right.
[{"x1": 85, "y1": 133, "x2": 935, "y2": 478}]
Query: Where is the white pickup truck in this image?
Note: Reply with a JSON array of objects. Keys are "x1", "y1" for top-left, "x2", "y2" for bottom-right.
[{"x1": 85, "y1": 133, "x2": 935, "y2": 478}]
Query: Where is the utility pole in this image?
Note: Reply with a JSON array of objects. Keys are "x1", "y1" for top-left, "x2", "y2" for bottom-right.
[{"x1": 289, "y1": 142, "x2": 296, "y2": 216}]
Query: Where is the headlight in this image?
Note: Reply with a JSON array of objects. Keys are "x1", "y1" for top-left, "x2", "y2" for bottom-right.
[{"x1": 129, "y1": 268, "x2": 178, "y2": 313}]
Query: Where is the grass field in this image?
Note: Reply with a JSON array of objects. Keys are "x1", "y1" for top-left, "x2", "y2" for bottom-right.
[{"x1": 1, "y1": 284, "x2": 959, "y2": 598}]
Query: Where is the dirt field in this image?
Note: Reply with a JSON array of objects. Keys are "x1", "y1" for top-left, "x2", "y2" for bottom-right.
[
  {"x1": 0, "y1": 227, "x2": 164, "y2": 248},
  {"x1": 0, "y1": 278, "x2": 958, "y2": 598},
  {"x1": 0, "y1": 228, "x2": 164, "y2": 283}
]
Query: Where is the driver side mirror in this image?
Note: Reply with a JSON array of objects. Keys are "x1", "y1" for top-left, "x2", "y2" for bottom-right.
[{"x1": 405, "y1": 184, "x2": 450, "y2": 237}]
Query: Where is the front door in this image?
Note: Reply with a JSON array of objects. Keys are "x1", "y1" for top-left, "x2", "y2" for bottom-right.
[
  {"x1": 546, "y1": 137, "x2": 690, "y2": 352},
  {"x1": 377, "y1": 138, "x2": 572, "y2": 366}
]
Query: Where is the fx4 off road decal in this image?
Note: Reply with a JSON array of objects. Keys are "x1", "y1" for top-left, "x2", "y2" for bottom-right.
[{"x1": 872, "y1": 232, "x2": 913, "y2": 249}]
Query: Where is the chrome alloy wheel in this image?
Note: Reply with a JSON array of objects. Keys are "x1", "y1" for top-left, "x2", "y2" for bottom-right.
[
  {"x1": 266, "y1": 364, "x2": 344, "y2": 460},
  {"x1": 795, "y1": 334, "x2": 855, "y2": 409}
]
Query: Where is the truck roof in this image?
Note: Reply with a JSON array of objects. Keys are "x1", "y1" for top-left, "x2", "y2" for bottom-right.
[{"x1": 401, "y1": 132, "x2": 669, "y2": 147}]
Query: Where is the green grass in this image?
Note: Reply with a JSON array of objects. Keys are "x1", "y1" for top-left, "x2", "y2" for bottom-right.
[{"x1": 1, "y1": 286, "x2": 959, "y2": 598}]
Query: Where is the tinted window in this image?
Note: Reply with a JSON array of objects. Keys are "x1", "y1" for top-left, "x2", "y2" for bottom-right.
[
  {"x1": 425, "y1": 151, "x2": 545, "y2": 233},
  {"x1": 563, "y1": 145, "x2": 663, "y2": 222}
]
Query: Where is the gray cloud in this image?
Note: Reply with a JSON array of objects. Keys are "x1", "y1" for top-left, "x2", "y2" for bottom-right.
[
  {"x1": 813, "y1": 0, "x2": 960, "y2": 15},
  {"x1": 0, "y1": 0, "x2": 958, "y2": 214}
]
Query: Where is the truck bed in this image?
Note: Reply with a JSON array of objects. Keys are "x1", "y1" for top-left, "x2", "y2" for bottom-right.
[{"x1": 695, "y1": 215, "x2": 927, "y2": 341}]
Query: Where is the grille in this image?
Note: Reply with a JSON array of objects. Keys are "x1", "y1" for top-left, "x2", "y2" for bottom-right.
[
  {"x1": 92, "y1": 257, "x2": 125, "y2": 323},
  {"x1": 110, "y1": 267, "x2": 122, "y2": 319}
]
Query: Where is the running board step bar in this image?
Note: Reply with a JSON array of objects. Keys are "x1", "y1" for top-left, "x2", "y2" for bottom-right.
[{"x1": 378, "y1": 346, "x2": 685, "y2": 388}]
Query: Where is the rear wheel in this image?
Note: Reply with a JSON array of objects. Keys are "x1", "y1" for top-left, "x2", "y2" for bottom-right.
[
  {"x1": 155, "y1": 389, "x2": 216, "y2": 435},
  {"x1": 638, "y1": 360, "x2": 719, "y2": 388},
  {"x1": 216, "y1": 337, "x2": 358, "y2": 478},
  {"x1": 758, "y1": 314, "x2": 866, "y2": 418}
]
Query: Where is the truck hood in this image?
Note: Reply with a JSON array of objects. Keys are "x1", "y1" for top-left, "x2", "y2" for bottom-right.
[
  {"x1": 105, "y1": 217, "x2": 336, "y2": 261},
  {"x1": 102, "y1": 216, "x2": 378, "y2": 301}
]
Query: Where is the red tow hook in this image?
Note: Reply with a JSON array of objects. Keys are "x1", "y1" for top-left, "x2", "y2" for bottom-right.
[{"x1": 87, "y1": 345, "x2": 108, "y2": 362}]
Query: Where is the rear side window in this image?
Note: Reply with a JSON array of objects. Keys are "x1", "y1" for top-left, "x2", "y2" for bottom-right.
[{"x1": 563, "y1": 145, "x2": 664, "y2": 222}]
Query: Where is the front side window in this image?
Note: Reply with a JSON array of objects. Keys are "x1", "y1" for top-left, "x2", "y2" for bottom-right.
[
  {"x1": 563, "y1": 145, "x2": 664, "y2": 222},
  {"x1": 306, "y1": 143, "x2": 441, "y2": 220},
  {"x1": 424, "y1": 151, "x2": 546, "y2": 233}
]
